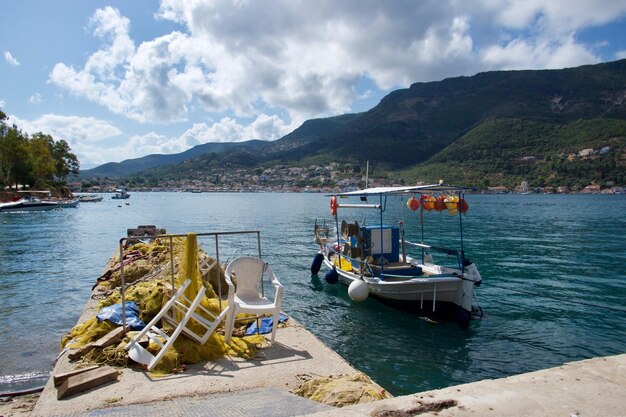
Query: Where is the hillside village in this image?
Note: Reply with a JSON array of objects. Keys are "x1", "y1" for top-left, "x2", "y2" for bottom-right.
[{"x1": 74, "y1": 156, "x2": 625, "y2": 195}]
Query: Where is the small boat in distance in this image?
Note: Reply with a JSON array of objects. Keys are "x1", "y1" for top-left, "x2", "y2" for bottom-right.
[
  {"x1": 112, "y1": 188, "x2": 130, "y2": 199},
  {"x1": 78, "y1": 194, "x2": 104, "y2": 202},
  {"x1": 57, "y1": 199, "x2": 80, "y2": 208},
  {"x1": 312, "y1": 183, "x2": 483, "y2": 326},
  {"x1": 0, "y1": 196, "x2": 60, "y2": 212}
]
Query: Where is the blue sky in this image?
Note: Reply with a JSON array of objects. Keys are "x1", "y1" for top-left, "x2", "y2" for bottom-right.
[{"x1": 2, "y1": 0, "x2": 626, "y2": 169}]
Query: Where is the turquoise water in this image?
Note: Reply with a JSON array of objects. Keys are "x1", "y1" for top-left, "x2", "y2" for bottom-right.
[{"x1": 1, "y1": 193, "x2": 625, "y2": 395}]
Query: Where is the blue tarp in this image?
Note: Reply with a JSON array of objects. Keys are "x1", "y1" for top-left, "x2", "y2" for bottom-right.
[
  {"x1": 245, "y1": 312, "x2": 289, "y2": 336},
  {"x1": 96, "y1": 301, "x2": 146, "y2": 330}
]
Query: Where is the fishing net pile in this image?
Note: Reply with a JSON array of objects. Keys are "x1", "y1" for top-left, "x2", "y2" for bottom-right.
[
  {"x1": 292, "y1": 373, "x2": 392, "y2": 407},
  {"x1": 61, "y1": 234, "x2": 265, "y2": 374}
]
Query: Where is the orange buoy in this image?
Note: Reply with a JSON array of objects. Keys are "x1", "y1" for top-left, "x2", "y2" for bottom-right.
[
  {"x1": 445, "y1": 195, "x2": 459, "y2": 215},
  {"x1": 407, "y1": 196, "x2": 420, "y2": 211},
  {"x1": 434, "y1": 196, "x2": 446, "y2": 211},
  {"x1": 330, "y1": 196, "x2": 338, "y2": 216},
  {"x1": 421, "y1": 195, "x2": 435, "y2": 211}
]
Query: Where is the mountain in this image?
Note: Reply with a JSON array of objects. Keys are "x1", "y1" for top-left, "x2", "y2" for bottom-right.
[
  {"x1": 82, "y1": 59, "x2": 626, "y2": 188},
  {"x1": 401, "y1": 118, "x2": 626, "y2": 188},
  {"x1": 80, "y1": 140, "x2": 267, "y2": 178},
  {"x1": 264, "y1": 59, "x2": 626, "y2": 170}
]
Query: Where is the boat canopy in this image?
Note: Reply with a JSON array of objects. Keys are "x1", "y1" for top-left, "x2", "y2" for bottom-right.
[{"x1": 329, "y1": 183, "x2": 470, "y2": 197}]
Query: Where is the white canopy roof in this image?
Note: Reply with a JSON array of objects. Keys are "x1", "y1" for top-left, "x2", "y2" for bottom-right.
[{"x1": 331, "y1": 183, "x2": 470, "y2": 197}]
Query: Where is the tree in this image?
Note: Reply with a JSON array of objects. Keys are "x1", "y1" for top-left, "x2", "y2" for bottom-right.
[
  {"x1": 29, "y1": 133, "x2": 56, "y2": 186},
  {"x1": 2, "y1": 125, "x2": 31, "y2": 188},
  {"x1": 51, "y1": 139, "x2": 79, "y2": 181},
  {"x1": 0, "y1": 109, "x2": 7, "y2": 186}
]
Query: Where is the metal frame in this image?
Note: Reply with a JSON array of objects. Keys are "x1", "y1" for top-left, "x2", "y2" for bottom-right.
[{"x1": 117, "y1": 230, "x2": 262, "y2": 333}]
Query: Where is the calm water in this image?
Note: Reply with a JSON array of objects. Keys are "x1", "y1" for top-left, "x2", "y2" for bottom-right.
[{"x1": 1, "y1": 193, "x2": 625, "y2": 395}]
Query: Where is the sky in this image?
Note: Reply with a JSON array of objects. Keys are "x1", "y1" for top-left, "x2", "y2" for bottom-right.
[{"x1": 2, "y1": 1, "x2": 626, "y2": 169}]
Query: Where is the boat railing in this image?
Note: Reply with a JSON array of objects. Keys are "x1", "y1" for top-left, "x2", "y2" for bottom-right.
[
  {"x1": 117, "y1": 230, "x2": 262, "y2": 334},
  {"x1": 405, "y1": 240, "x2": 463, "y2": 270}
]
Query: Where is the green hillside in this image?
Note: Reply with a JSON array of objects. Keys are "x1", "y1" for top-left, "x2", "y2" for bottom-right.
[
  {"x1": 401, "y1": 118, "x2": 626, "y2": 189},
  {"x1": 84, "y1": 59, "x2": 626, "y2": 189}
]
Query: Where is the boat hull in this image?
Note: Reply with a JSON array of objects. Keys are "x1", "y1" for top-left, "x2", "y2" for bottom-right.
[
  {"x1": 320, "y1": 253, "x2": 476, "y2": 315},
  {"x1": 0, "y1": 201, "x2": 60, "y2": 212}
]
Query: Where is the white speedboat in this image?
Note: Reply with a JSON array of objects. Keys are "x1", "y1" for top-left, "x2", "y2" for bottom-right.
[
  {"x1": 112, "y1": 188, "x2": 130, "y2": 199},
  {"x1": 0, "y1": 196, "x2": 60, "y2": 212},
  {"x1": 78, "y1": 194, "x2": 103, "y2": 202},
  {"x1": 58, "y1": 199, "x2": 80, "y2": 208},
  {"x1": 312, "y1": 183, "x2": 482, "y2": 325}
]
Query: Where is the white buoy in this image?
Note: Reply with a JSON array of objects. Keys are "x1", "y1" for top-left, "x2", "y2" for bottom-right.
[{"x1": 348, "y1": 280, "x2": 369, "y2": 302}]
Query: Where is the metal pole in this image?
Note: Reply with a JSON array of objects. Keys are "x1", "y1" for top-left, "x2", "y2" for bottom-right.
[
  {"x1": 169, "y1": 236, "x2": 175, "y2": 290},
  {"x1": 420, "y1": 193, "x2": 425, "y2": 263},
  {"x1": 215, "y1": 235, "x2": 221, "y2": 312},
  {"x1": 379, "y1": 193, "x2": 384, "y2": 278},
  {"x1": 119, "y1": 239, "x2": 126, "y2": 335},
  {"x1": 458, "y1": 191, "x2": 465, "y2": 271},
  {"x1": 257, "y1": 231, "x2": 264, "y2": 296}
]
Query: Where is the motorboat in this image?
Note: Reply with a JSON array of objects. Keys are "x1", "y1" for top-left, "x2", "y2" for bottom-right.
[
  {"x1": 312, "y1": 183, "x2": 482, "y2": 325},
  {"x1": 112, "y1": 188, "x2": 130, "y2": 199},
  {"x1": 0, "y1": 196, "x2": 60, "y2": 212},
  {"x1": 58, "y1": 199, "x2": 80, "y2": 208},
  {"x1": 78, "y1": 194, "x2": 103, "y2": 202}
]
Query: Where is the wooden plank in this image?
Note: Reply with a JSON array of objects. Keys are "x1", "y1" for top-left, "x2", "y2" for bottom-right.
[
  {"x1": 57, "y1": 367, "x2": 120, "y2": 400},
  {"x1": 67, "y1": 345, "x2": 95, "y2": 361},
  {"x1": 53, "y1": 365, "x2": 100, "y2": 387},
  {"x1": 68, "y1": 327, "x2": 126, "y2": 361},
  {"x1": 92, "y1": 326, "x2": 126, "y2": 348}
]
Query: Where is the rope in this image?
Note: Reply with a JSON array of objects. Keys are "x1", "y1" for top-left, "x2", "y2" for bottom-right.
[{"x1": 487, "y1": 282, "x2": 626, "y2": 313}]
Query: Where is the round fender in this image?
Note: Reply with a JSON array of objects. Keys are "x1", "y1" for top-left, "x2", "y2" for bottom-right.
[
  {"x1": 348, "y1": 280, "x2": 369, "y2": 302},
  {"x1": 325, "y1": 268, "x2": 339, "y2": 284},
  {"x1": 311, "y1": 253, "x2": 324, "y2": 274}
]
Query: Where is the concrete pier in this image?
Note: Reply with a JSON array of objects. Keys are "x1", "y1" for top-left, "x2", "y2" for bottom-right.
[
  {"x1": 31, "y1": 316, "x2": 362, "y2": 416},
  {"x1": 306, "y1": 353, "x2": 626, "y2": 417}
]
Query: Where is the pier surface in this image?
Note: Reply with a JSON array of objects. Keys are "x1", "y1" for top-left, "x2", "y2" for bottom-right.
[
  {"x1": 307, "y1": 353, "x2": 626, "y2": 417},
  {"x1": 32, "y1": 316, "x2": 358, "y2": 417}
]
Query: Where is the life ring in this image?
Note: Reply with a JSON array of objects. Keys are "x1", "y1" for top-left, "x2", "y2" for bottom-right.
[{"x1": 330, "y1": 196, "x2": 338, "y2": 216}]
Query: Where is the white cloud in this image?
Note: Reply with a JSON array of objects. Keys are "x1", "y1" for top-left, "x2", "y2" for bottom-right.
[
  {"x1": 4, "y1": 51, "x2": 20, "y2": 66},
  {"x1": 8, "y1": 114, "x2": 123, "y2": 168},
  {"x1": 29, "y1": 93, "x2": 43, "y2": 104},
  {"x1": 45, "y1": 1, "x2": 626, "y2": 152},
  {"x1": 489, "y1": 0, "x2": 626, "y2": 33},
  {"x1": 180, "y1": 114, "x2": 291, "y2": 147},
  {"x1": 481, "y1": 35, "x2": 599, "y2": 69},
  {"x1": 0, "y1": 99, "x2": 5, "y2": 108},
  {"x1": 10, "y1": 113, "x2": 121, "y2": 144},
  {"x1": 616, "y1": 50, "x2": 626, "y2": 59}
]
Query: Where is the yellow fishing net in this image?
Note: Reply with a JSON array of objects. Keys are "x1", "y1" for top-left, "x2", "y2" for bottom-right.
[
  {"x1": 61, "y1": 233, "x2": 265, "y2": 374},
  {"x1": 292, "y1": 373, "x2": 392, "y2": 407}
]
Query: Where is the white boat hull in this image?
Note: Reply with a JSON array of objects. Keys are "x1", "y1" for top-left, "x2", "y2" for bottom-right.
[
  {"x1": 0, "y1": 200, "x2": 60, "y2": 212},
  {"x1": 320, "y1": 253, "x2": 477, "y2": 315}
]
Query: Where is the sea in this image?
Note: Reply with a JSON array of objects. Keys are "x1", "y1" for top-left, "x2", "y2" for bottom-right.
[{"x1": 1, "y1": 192, "x2": 625, "y2": 396}]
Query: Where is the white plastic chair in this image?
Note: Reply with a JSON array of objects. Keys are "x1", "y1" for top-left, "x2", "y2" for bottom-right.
[
  {"x1": 125, "y1": 278, "x2": 231, "y2": 370},
  {"x1": 125, "y1": 279, "x2": 199, "y2": 370},
  {"x1": 223, "y1": 257, "x2": 284, "y2": 345}
]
